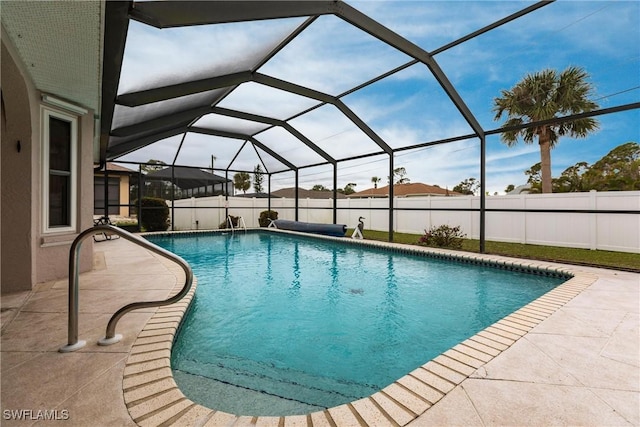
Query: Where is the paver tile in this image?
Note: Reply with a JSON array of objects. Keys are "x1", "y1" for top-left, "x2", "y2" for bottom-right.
[
  {"x1": 309, "y1": 411, "x2": 332, "y2": 427},
  {"x1": 283, "y1": 414, "x2": 308, "y2": 427},
  {"x1": 170, "y1": 404, "x2": 214, "y2": 426},
  {"x1": 255, "y1": 416, "x2": 281, "y2": 427},
  {"x1": 327, "y1": 405, "x2": 360, "y2": 426},
  {"x1": 351, "y1": 397, "x2": 393, "y2": 427},
  {"x1": 381, "y1": 383, "x2": 430, "y2": 415},
  {"x1": 409, "y1": 367, "x2": 456, "y2": 394},
  {"x1": 406, "y1": 386, "x2": 483, "y2": 427},
  {"x1": 462, "y1": 378, "x2": 633, "y2": 426},
  {"x1": 370, "y1": 392, "x2": 415, "y2": 426}
]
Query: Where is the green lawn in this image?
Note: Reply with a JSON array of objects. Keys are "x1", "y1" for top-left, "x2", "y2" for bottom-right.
[{"x1": 348, "y1": 229, "x2": 640, "y2": 272}]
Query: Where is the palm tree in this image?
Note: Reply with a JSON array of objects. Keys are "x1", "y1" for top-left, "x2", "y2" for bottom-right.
[
  {"x1": 371, "y1": 176, "x2": 381, "y2": 189},
  {"x1": 493, "y1": 66, "x2": 599, "y2": 193},
  {"x1": 233, "y1": 172, "x2": 251, "y2": 194}
]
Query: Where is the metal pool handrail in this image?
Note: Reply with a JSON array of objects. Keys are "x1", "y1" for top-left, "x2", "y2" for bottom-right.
[
  {"x1": 226, "y1": 215, "x2": 247, "y2": 233},
  {"x1": 59, "y1": 225, "x2": 194, "y2": 353}
]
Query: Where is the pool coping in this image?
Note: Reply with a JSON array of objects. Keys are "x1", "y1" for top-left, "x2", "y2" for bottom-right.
[{"x1": 122, "y1": 229, "x2": 598, "y2": 426}]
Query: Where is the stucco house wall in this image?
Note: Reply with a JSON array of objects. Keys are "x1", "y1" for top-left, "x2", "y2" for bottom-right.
[
  {"x1": 119, "y1": 175, "x2": 130, "y2": 217},
  {"x1": 1, "y1": 39, "x2": 35, "y2": 292},
  {"x1": 1, "y1": 32, "x2": 93, "y2": 293}
]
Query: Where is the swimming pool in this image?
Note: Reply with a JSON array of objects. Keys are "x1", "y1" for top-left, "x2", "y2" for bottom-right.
[{"x1": 146, "y1": 230, "x2": 567, "y2": 416}]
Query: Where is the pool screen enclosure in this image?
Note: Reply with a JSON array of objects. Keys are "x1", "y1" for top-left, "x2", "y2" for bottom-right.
[{"x1": 98, "y1": 1, "x2": 640, "y2": 247}]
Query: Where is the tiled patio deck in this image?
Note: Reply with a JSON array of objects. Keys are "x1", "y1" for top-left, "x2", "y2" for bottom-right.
[{"x1": 1, "y1": 236, "x2": 638, "y2": 426}]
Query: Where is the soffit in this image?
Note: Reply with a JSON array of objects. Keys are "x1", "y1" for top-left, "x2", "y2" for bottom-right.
[{"x1": 1, "y1": 1, "x2": 104, "y2": 114}]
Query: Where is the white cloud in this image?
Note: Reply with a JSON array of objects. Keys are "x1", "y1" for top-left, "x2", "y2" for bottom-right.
[
  {"x1": 349, "y1": 1, "x2": 526, "y2": 46},
  {"x1": 116, "y1": 135, "x2": 182, "y2": 165},
  {"x1": 119, "y1": 18, "x2": 307, "y2": 93},
  {"x1": 258, "y1": 15, "x2": 411, "y2": 95},
  {"x1": 219, "y1": 82, "x2": 318, "y2": 119}
]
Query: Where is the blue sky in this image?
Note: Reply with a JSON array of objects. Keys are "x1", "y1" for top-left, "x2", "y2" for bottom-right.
[{"x1": 116, "y1": 1, "x2": 639, "y2": 195}]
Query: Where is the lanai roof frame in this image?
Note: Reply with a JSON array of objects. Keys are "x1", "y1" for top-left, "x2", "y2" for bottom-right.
[
  {"x1": 104, "y1": 0, "x2": 487, "y2": 167},
  {"x1": 99, "y1": 0, "x2": 640, "y2": 245}
]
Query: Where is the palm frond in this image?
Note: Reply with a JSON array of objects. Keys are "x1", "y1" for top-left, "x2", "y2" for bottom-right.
[{"x1": 493, "y1": 66, "x2": 600, "y2": 149}]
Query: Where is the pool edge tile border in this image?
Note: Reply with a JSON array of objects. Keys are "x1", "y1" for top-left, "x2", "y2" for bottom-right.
[{"x1": 123, "y1": 230, "x2": 599, "y2": 426}]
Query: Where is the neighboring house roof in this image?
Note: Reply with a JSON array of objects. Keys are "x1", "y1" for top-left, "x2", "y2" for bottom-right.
[
  {"x1": 95, "y1": 163, "x2": 138, "y2": 175},
  {"x1": 348, "y1": 183, "x2": 461, "y2": 198},
  {"x1": 145, "y1": 166, "x2": 230, "y2": 190},
  {"x1": 271, "y1": 187, "x2": 348, "y2": 199},
  {"x1": 236, "y1": 192, "x2": 271, "y2": 198}
]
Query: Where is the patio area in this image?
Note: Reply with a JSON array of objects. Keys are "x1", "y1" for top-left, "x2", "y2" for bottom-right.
[{"x1": 1, "y1": 236, "x2": 638, "y2": 426}]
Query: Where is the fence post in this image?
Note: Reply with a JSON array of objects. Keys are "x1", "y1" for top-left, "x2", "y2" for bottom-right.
[
  {"x1": 520, "y1": 193, "x2": 527, "y2": 244},
  {"x1": 469, "y1": 195, "x2": 475, "y2": 239},
  {"x1": 252, "y1": 197, "x2": 256, "y2": 227},
  {"x1": 218, "y1": 195, "x2": 224, "y2": 228},
  {"x1": 589, "y1": 190, "x2": 597, "y2": 250},
  {"x1": 426, "y1": 196, "x2": 432, "y2": 233},
  {"x1": 190, "y1": 197, "x2": 196, "y2": 230}
]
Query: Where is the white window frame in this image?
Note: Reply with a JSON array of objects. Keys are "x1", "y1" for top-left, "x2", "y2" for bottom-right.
[{"x1": 42, "y1": 107, "x2": 78, "y2": 234}]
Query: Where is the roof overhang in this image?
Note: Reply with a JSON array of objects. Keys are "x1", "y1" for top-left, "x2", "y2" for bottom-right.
[{"x1": 1, "y1": 0, "x2": 106, "y2": 161}]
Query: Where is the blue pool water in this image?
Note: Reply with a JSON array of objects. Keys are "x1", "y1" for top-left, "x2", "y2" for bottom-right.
[{"x1": 146, "y1": 231, "x2": 565, "y2": 416}]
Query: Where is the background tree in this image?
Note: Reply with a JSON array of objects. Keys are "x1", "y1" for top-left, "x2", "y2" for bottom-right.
[
  {"x1": 453, "y1": 177, "x2": 479, "y2": 195},
  {"x1": 141, "y1": 159, "x2": 169, "y2": 198},
  {"x1": 554, "y1": 161, "x2": 589, "y2": 192},
  {"x1": 253, "y1": 164, "x2": 264, "y2": 193},
  {"x1": 337, "y1": 183, "x2": 357, "y2": 195},
  {"x1": 523, "y1": 162, "x2": 542, "y2": 193},
  {"x1": 583, "y1": 141, "x2": 639, "y2": 191},
  {"x1": 519, "y1": 142, "x2": 639, "y2": 193},
  {"x1": 504, "y1": 184, "x2": 515, "y2": 194},
  {"x1": 311, "y1": 184, "x2": 329, "y2": 191},
  {"x1": 344, "y1": 182, "x2": 357, "y2": 195},
  {"x1": 141, "y1": 159, "x2": 166, "y2": 173},
  {"x1": 493, "y1": 66, "x2": 600, "y2": 193},
  {"x1": 371, "y1": 176, "x2": 381, "y2": 189},
  {"x1": 388, "y1": 167, "x2": 410, "y2": 184},
  {"x1": 233, "y1": 172, "x2": 251, "y2": 194}
]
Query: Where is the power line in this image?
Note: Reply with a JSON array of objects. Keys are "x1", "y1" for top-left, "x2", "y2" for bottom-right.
[{"x1": 594, "y1": 86, "x2": 640, "y2": 102}]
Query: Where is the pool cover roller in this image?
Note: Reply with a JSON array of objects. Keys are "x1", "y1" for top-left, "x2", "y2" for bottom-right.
[{"x1": 272, "y1": 220, "x2": 347, "y2": 237}]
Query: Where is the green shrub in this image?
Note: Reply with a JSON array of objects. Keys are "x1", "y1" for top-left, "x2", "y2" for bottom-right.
[
  {"x1": 418, "y1": 224, "x2": 466, "y2": 249},
  {"x1": 115, "y1": 219, "x2": 139, "y2": 233},
  {"x1": 219, "y1": 215, "x2": 239, "y2": 229},
  {"x1": 258, "y1": 210, "x2": 278, "y2": 227},
  {"x1": 140, "y1": 197, "x2": 169, "y2": 231}
]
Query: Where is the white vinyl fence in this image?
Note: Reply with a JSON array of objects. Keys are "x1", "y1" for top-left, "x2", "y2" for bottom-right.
[{"x1": 168, "y1": 191, "x2": 640, "y2": 253}]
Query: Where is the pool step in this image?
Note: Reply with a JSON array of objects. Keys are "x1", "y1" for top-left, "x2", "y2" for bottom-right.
[{"x1": 174, "y1": 354, "x2": 378, "y2": 412}]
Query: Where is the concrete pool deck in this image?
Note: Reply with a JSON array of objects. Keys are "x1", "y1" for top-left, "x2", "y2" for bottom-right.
[{"x1": 1, "y1": 235, "x2": 638, "y2": 426}]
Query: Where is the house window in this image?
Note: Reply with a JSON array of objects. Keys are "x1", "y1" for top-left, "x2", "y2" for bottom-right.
[
  {"x1": 42, "y1": 108, "x2": 77, "y2": 233},
  {"x1": 94, "y1": 177, "x2": 120, "y2": 215}
]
